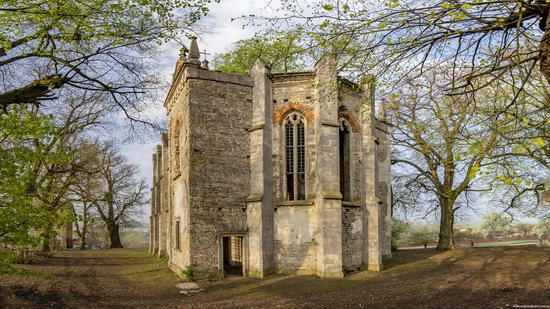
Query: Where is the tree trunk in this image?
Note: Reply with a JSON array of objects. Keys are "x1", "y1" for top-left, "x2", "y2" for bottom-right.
[
  {"x1": 79, "y1": 235, "x2": 86, "y2": 250},
  {"x1": 64, "y1": 223, "x2": 73, "y2": 249},
  {"x1": 41, "y1": 234, "x2": 51, "y2": 253},
  {"x1": 437, "y1": 199, "x2": 456, "y2": 250},
  {"x1": 540, "y1": 10, "x2": 550, "y2": 84},
  {"x1": 107, "y1": 223, "x2": 123, "y2": 248},
  {"x1": 41, "y1": 224, "x2": 54, "y2": 254}
]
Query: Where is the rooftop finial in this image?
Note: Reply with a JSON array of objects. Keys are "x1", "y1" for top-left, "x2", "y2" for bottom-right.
[
  {"x1": 179, "y1": 45, "x2": 189, "y2": 60},
  {"x1": 188, "y1": 36, "x2": 200, "y2": 64},
  {"x1": 200, "y1": 49, "x2": 211, "y2": 70},
  {"x1": 202, "y1": 59, "x2": 209, "y2": 70}
]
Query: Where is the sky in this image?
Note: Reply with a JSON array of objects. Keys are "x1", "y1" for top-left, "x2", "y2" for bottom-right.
[
  {"x1": 121, "y1": 0, "x2": 541, "y2": 226},
  {"x1": 121, "y1": 0, "x2": 272, "y2": 222}
]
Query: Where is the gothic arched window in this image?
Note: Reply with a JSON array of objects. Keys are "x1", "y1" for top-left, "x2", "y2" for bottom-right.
[
  {"x1": 339, "y1": 117, "x2": 351, "y2": 201},
  {"x1": 284, "y1": 112, "x2": 306, "y2": 201}
]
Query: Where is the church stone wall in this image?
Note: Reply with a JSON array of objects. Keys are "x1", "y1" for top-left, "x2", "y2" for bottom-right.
[
  {"x1": 375, "y1": 122, "x2": 392, "y2": 258},
  {"x1": 342, "y1": 207, "x2": 362, "y2": 270},
  {"x1": 167, "y1": 74, "x2": 192, "y2": 273},
  {"x1": 185, "y1": 74, "x2": 253, "y2": 274},
  {"x1": 274, "y1": 207, "x2": 317, "y2": 274},
  {"x1": 152, "y1": 38, "x2": 392, "y2": 279},
  {"x1": 271, "y1": 75, "x2": 317, "y2": 205}
]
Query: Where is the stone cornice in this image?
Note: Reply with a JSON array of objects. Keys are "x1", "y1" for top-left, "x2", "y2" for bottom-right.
[{"x1": 164, "y1": 65, "x2": 253, "y2": 109}]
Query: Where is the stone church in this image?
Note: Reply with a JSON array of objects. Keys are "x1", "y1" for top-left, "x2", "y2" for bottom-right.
[{"x1": 149, "y1": 37, "x2": 392, "y2": 279}]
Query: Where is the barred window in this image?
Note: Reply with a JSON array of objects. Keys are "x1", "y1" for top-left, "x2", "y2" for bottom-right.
[{"x1": 284, "y1": 112, "x2": 306, "y2": 201}]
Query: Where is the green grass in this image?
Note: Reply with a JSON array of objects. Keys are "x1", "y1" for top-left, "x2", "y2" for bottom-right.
[{"x1": 475, "y1": 240, "x2": 538, "y2": 247}]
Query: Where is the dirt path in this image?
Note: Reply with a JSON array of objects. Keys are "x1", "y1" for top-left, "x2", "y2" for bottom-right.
[
  {"x1": 1, "y1": 247, "x2": 549, "y2": 308},
  {"x1": 0, "y1": 249, "x2": 182, "y2": 308}
]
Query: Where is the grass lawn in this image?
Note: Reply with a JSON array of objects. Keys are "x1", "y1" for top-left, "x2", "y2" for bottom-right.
[
  {"x1": 475, "y1": 240, "x2": 540, "y2": 247},
  {"x1": 0, "y1": 246, "x2": 549, "y2": 308}
]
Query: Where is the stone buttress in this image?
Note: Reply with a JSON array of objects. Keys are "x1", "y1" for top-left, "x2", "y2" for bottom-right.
[{"x1": 150, "y1": 37, "x2": 392, "y2": 279}]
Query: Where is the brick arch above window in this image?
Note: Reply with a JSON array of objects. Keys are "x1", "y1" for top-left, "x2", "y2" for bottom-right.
[
  {"x1": 338, "y1": 108, "x2": 361, "y2": 133},
  {"x1": 172, "y1": 114, "x2": 182, "y2": 138},
  {"x1": 273, "y1": 103, "x2": 315, "y2": 125}
]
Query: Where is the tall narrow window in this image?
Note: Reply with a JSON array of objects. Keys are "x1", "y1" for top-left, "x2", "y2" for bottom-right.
[
  {"x1": 339, "y1": 118, "x2": 351, "y2": 201},
  {"x1": 175, "y1": 220, "x2": 180, "y2": 250},
  {"x1": 285, "y1": 112, "x2": 306, "y2": 201}
]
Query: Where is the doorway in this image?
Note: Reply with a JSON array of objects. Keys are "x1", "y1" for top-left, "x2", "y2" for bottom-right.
[{"x1": 221, "y1": 236, "x2": 244, "y2": 277}]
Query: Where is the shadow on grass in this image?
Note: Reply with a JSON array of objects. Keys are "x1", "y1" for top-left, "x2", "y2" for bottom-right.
[
  {"x1": 383, "y1": 248, "x2": 446, "y2": 270},
  {"x1": 203, "y1": 247, "x2": 550, "y2": 308},
  {"x1": 206, "y1": 249, "x2": 450, "y2": 300}
]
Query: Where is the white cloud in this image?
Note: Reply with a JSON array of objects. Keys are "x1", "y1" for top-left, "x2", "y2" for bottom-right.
[{"x1": 122, "y1": 0, "x2": 272, "y2": 222}]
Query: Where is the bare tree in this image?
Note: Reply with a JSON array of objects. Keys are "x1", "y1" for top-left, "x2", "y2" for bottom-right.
[
  {"x1": 483, "y1": 72, "x2": 550, "y2": 220},
  {"x1": 253, "y1": 1, "x2": 550, "y2": 100},
  {"x1": 389, "y1": 68, "x2": 510, "y2": 249},
  {"x1": 68, "y1": 141, "x2": 103, "y2": 250},
  {"x1": 481, "y1": 212, "x2": 512, "y2": 237},
  {"x1": 91, "y1": 142, "x2": 148, "y2": 248}
]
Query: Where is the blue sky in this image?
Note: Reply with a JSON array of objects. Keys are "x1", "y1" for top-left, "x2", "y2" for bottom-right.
[
  {"x1": 123, "y1": 0, "x2": 541, "y2": 226},
  {"x1": 122, "y1": 0, "x2": 269, "y2": 222}
]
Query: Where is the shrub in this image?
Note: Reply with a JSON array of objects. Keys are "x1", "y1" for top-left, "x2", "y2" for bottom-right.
[
  {"x1": 391, "y1": 219, "x2": 410, "y2": 251},
  {"x1": 182, "y1": 266, "x2": 196, "y2": 281},
  {"x1": 408, "y1": 226, "x2": 438, "y2": 248}
]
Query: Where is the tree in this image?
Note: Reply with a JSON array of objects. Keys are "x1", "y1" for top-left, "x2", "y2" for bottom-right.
[
  {"x1": 211, "y1": 29, "x2": 310, "y2": 75},
  {"x1": 391, "y1": 219, "x2": 410, "y2": 251},
  {"x1": 514, "y1": 223, "x2": 531, "y2": 236},
  {"x1": 0, "y1": 0, "x2": 215, "y2": 121},
  {"x1": 481, "y1": 212, "x2": 512, "y2": 237},
  {"x1": 534, "y1": 220, "x2": 550, "y2": 246},
  {"x1": 453, "y1": 227, "x2": 484, "y2": 245},
  {"x1": 463, "y1": 70, "x2": 550, "y2": 222},
  {"x1": 90, "y1": 142, "x2": 148, "y2": 248},
  {"x1": 389, "y1": 68, "x2": 511, "y2": 249},
  {"x1": 69, "y1": 141, "x2": 103, "y2": 250},
  {"x1": 255, "y1": 1, "x2": 550, "y2": 105},
  {"x1": 25, "y1": 93, "x2": 109, "y2": 253},
  {"x1": 0, "y1": 106, "x2": 64, "y2": 247},
  {"x1": 0, "y1": 90, "x2": 111, "y2": 256},
  {"x1": 408, "y1": 226, "x2": 438, "y2": 248}
]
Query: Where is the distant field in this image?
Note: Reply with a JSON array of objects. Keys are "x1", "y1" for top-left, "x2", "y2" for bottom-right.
[
  {"x1": 1, "y1": 246, "x2": 549, "y2": 308},
  {"x1": 474, "y1": 240, "x2": 541, "y2": 247}
]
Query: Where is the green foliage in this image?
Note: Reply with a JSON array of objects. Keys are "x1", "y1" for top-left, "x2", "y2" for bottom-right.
[
  {"x1": 0, "y1": 0, "x2": 217, "y2": 110},
  {"x1": 211, "y1": 29, "x2": 309, "y2": 76},
  {"x1": 0, "y1": 249, "x2": 16, "y2": 273},
  {"x1": 535, "y1": 220, "x2": 550, "y2": 238},
  {"x1": 182, "y1": 265, "x2": 196, "y2": 281},
  {"x1": 513, "y1": 223, "x2": 530, "y2": 236},
  {"x1": 0, "y1": 0, "x2": 214, "y2": 50},
  {"x1": 481, "y1": 213, "x2": 512, "y2": 237},
  {"x1": 453, "y1": 227, "x2": 483, "y2": 243},
  {"x1": 408, "y1": 226, "x2": 437, "y2": 248},
  {"x1": 391, "y1": 219, "x2": 409, "y2": 251},
  {"x1": 0, "y1": 106, "x2": 67, "y2": 247},
  {"x1": 120, "y1": 229, "x2": 149, "y2": 249}
]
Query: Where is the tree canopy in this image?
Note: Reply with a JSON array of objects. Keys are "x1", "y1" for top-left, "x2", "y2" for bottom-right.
[
  {"x1": 0, "y1": 0, "x2": 216, "y2": 121},
  {"x1": 252, "y1": 1, "x2": 550, "y2": 98},
  {"x1": 211, "y1": 29, "x2": 310, "y2": 75}
]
